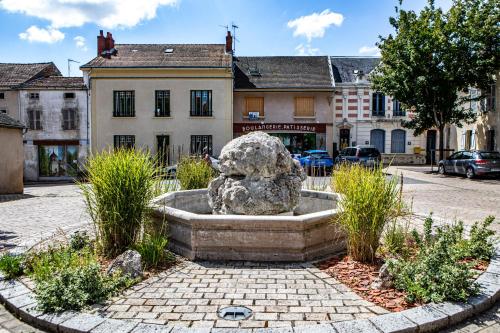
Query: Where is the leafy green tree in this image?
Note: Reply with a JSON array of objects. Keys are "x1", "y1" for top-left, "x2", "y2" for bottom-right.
[{"x1": 372, "y1": 0, "x2": 499, "y2": 160}]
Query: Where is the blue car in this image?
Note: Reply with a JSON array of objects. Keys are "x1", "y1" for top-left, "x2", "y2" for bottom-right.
[{"x1": 297, "y1": 150, "x2": 334, "y2": 175}]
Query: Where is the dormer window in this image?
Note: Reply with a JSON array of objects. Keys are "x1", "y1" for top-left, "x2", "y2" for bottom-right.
[{"x1": 164, "y1": 48, "x2": 174, "y2": 54}]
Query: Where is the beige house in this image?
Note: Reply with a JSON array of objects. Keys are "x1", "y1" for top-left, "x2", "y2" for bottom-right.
[
  {"x1": 0, "y1": 113, "x2": 25, "y2": 194},
  {"x1": 447, "y1": 74, "x2": 498, "y2": 153},
  {"x1": 81, "y1": 31, "x2": 233, "y2": 162},
  {"x1": 233, "y1": 56, "x2": 334, "y2": 156}
]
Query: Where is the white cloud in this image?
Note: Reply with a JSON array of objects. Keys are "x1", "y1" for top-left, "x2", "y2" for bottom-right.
[
  {"x1": 287, "y1": 9, "x2": 343, "y2": 41},
  {"x1": 0, "y1": 0, "x2": 178, "y2": 29},
  {"x1": 19, "y1": 25, "x2": 65, "y2": 43},
  {"x1": 295, "y1": 44, "x2": 320, "y2": 56},
  {"x1": 358, "y1": 45, "x2": 381, "y2": 56},
  {"x1": 74, "y1": 36, "x2": 87, "y2": 51}
]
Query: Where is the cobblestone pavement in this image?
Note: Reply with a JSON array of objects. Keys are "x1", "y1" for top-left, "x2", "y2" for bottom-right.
[
  {"x1": 99, "y1": 260, "x2": 387, "y2": 329},
  {"x1": 386, "y1": 166, "x2": 500, "y2": 232},
  {"x1": 441, "y1": 303, "x2": 500, "y2": 333}
]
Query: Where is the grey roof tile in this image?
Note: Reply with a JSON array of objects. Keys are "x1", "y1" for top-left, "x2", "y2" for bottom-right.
[
  {"x1": 0, "y1": 113, "x2": 25, "y2": 129},
  {"x1": 330, "y1": 57, "x2": 380, "y2": 83},
  {"x1": 0, "y1": 63, "x2": 61, "y2": 89}
]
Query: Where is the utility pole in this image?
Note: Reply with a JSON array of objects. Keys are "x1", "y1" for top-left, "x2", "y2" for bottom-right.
[{"x1": 67, "y1": 59, "x2": 80, "y2": 77}]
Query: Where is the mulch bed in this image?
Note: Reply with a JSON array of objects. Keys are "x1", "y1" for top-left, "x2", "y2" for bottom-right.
[{"x1": 317, "y1": 255, "x2": 419, "y2": 312}]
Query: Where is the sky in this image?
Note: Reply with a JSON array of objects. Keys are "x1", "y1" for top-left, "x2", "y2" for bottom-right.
[{"x1": 0, "y1": 0, "x2": 452, "y2": 77}]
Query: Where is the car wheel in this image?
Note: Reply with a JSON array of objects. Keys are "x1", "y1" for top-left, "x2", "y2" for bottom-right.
[
  {"x1": 438, "y1": 164, "x2": 446, "y2": 175},
  {"x1": 466, "y1": 167, "x2": 475, "y2": 179}
]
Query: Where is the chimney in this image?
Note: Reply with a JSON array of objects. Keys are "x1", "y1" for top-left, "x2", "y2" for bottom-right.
[
  {"x1": 97, "y1": 30, "x2": 105, "y2": 56},
  {"x1": 225, "y1": 31, "x2": 233, "y2": 54}
]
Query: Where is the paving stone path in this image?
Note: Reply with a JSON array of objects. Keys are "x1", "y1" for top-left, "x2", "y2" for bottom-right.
[
  {"x1": 99, "y1": 260, "x2": 388, "y2": 329},
  {"x1": 0, "y1": 183, "x2": 498, "y2": 332}
]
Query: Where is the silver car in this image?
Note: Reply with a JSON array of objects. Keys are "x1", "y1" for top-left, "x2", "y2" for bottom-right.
[{"x1": 438, "y1": 151, "x2": 500, "y2": 179}]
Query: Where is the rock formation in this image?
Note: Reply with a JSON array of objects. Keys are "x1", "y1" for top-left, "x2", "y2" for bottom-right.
[{"x1": 208, "y1": 131, "x2": 306, "y2": 215}]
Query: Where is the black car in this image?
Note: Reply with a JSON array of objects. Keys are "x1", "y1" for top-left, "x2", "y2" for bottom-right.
[
  {"x1": 335, "y1": 145, "x2": 382, "y2": 167},
  {"x1": 438, "y1": 151, "x2": 500, "y2": 179}
]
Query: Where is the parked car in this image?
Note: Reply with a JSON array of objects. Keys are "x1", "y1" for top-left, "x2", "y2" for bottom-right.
[
  {"x1": 161, "y1": 156, "x2": 220, "y2": 179},
  {"x1": 438, "y1": 150, "x2": 500, "y2": 179},
  {"x1": 297, "y1": 150, "x2": 334, "y2": 175},
  {"x1": 335, "y1": 145, "x2": 382, "y2": 167}
]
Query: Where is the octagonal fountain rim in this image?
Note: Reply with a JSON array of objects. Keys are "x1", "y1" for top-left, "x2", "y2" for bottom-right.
[{"x1": 152, "y1": 188, "x2": 340, "y2": 221}]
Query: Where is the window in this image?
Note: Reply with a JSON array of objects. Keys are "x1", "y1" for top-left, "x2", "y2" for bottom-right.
[
  {"x1": 190, "y1": 90, "x2": 212, "y2": 116},
  {"x1": 393, "y1": 100, "x2": 406, "y2": 117},
  {"x1": 469, "y1": 88, "x2": 479, "y2": 112},
  {"x1": 244, "y1": 97, "x2": 264, "y2": 117},
  {"x1": 113, "y1": 135, "x2": 135, "y2": 149},
  {"x1": 29, "y1": 92, "x2": 40, "y2": 100},
  {"x1": 0, "y1": 92, "x2": 4, "y2": 99},
  {"x1": 113, "y1": 91, "x2": 135, "y2": 117},
  {"x1": 0, "y1": 109, "x2": 6, "y2": 114},
  {"x1": 157, "y1": 135, "x2": 170, "y2": 165},
  {"x1": 464, "y1": 130, "x2": 473, "y2": 150},
  {"x1": 62, "y1": 108, "x2": 78, "y2": 130},
  {"x1": 486, "y1": 129, "x2": 495, "y2": 151},
  {"x1": 190, "y1": 135, "x2": 212, "y2": 155},
  {"x1": 481, "y1": 83, "x2": 496, "y2": 112},
  {"x1": 295, "y1": 97, "x2": 315, "y2": 117},
  {"x1": 372, "y1": 92, "x2": 385, "y2": 116},
  {"x1": 27, "y1": 108, "x2": 42, "y2": 130},
  {"x1": 155, "y1": 90, "x2": 170, "y2": 117},
  {"x1": 64, "y1": 92, "x2": 75, "y2": 99},
  {"x1": 391, "y1": 129, "x2": 406, "y2": 153}
]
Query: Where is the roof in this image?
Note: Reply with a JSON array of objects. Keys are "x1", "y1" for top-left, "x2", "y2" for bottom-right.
[
  {"x1": 0, "y1": 63, "x2": 61, "y2": 89},
  {"x1": 0, "y1": 113, "x2": 24, "y2": 129},
  {"x1": 330, "y1": 57, "x2": 380, "y2": 84},
  {"x1": 18, "y1": 76, "x2": 86, "y2": 90},
  {"x1": 81, "y1": 44, "x2": 232, "y2": 69},
  {"x1": 234, "y1": 56, "x2": 333, "y2": 90}
]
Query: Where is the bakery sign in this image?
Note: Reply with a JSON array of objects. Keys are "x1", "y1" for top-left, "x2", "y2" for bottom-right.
[{"x1": 234, "y1": 123, "x2": 326, "y2": 133}]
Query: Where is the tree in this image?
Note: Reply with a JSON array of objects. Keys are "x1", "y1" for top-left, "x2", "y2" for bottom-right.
[{"x1": 371, "y1": 0, "x2": 499, "y2": 161}]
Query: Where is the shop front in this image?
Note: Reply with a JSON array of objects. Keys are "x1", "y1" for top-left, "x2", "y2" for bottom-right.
[
  {"x1": 233, "y1": 123, "x2": 327, "y2": 155},
  {"x1": 35, "y1": 140, "x2": 80, "y2": 179}
]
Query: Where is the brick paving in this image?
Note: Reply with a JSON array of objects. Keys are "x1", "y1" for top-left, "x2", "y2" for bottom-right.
[{"x1": 98, "y1": 260, "x2": 388, "y2": 329}]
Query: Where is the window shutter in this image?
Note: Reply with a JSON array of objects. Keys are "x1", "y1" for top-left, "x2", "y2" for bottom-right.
[
  {"x1": 295, "y1": 97, "x2": 314, "y2": 117},
  {"x1": 245, "y1": 97, "x2": 264, "y2": 117}
]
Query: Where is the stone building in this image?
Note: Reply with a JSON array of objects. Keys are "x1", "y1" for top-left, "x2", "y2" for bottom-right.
[
  {"x1": 0, "y1": 63, "x2": 89, "y2": 181},
  {"x1": 0, "y1": 113, "x2": 25, "y2": 194},
  {"x1": 233, "y1": 56, "x2": 334, "y2": 156},
  {"x1": 330, "y1": 57, "x2": 427, "y2": 164},
  {"x1": 81, "y1": 31, "x2": 234, "y2": 163},
  {"x1": 17, "y1": 77, "x2": 89, "y2": 181}
]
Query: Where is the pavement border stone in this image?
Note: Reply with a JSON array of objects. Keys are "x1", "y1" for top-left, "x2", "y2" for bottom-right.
[{"x1": 0, "y1": 242, "x2": 499, "y2": 333}]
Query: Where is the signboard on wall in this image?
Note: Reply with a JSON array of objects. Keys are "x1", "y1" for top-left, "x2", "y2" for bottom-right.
[
  {"x1": 234, "y1": 123, "x2": 327, "y2": 133},
  {"x1": 248, "y1": 112, "x2": 260, "y2": 120}
]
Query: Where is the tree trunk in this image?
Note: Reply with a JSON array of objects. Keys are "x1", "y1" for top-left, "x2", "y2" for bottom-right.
[{"x1": 438, "y1": 124, "x2": 445, "y2": 162}]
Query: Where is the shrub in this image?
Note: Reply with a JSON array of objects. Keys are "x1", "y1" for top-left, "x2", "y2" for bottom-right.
[
  {"x1": 69, "y1": 231, "x2": 91, "y2": 251},
  {"x1": 0, "y1": 253, "x2": 25, "y2": 279},
  {"x1": 332, "y1": 164, "x2": 404, "y2": 263},
  {"x1": 35, "y1": 263, "x2": 130, "y2": 312},
  {"x1": 177, "y1": 156, "x2": 215, "y2": 190},
  {"x1": 79, "y1": 149, "x2": 160, "y2": 257},
  {"x1": 134, "y1": 233, "x2": 172, "y2": 269},
  {"x1": 389, "y1": 215, "x2": 496, "y2": 304}
]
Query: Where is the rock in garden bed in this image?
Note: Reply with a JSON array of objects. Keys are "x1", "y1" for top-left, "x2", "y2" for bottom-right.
[{"x1": 317, "y1": 255, "x2": 419, "y2": 311}]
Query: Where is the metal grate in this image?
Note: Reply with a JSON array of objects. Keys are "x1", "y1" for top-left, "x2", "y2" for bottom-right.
[{"x1": 217, "y1": 306, "x2": 252, "y2": 321}]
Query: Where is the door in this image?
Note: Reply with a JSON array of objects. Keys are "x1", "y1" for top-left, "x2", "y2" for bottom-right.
[
  {"x1": 391, "y1": 129, "x2": 406, "y2": 153},
  {"x1": 426, "y1": 130, "x2": 437, "y2": 164},
  {"x1": 339, "y1": 129, "x2": 350, "y2": 150},
  {"x1": 457, "y1": 151, "x2": 473, "y2": 175},
  {"x1": 370, "y1": 129, "x2": 385, "y2": 153}
]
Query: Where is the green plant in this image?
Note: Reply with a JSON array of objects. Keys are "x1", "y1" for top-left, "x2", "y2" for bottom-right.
[
  {"x1": 332, "y1": 163, "x2": 404, "y2": 263},
  {"x1": 69, "y1": 231, "x2": 91, "y2": 251},
  {"x1": 0, "y1": 253, "x2": 25, "y2": 279},
  {"x1": 176, "y1": 156, "x2": 215, "y2": 190},
  {"x1": 462, "y1": 216, "x2": 496, "y2": 261},
  {"x1": 79, "y1": 149, "x2": 160, "y2": 257},
  {"x1": 35, "y1": 263, "x2": 130, "y2": 312},
  {"x1": 134, "y1": 233, "x2": 172, "y2": 269}
]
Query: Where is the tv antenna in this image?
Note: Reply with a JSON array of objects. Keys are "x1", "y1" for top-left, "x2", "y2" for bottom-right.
[
  {"x1": 231, "y1": 22, "x2": 239, "y2": 54},
  {"x1": 67, "y1": 59, "x2": 80, "y2": 77}
]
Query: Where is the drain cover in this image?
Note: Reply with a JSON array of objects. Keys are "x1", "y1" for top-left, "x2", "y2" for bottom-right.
[{"x1": 217, "y1": 306, "x2": 252, "y2": 320}]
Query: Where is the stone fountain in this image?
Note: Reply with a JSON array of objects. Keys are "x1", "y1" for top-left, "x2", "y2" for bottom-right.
[{"x1": 152, "y1": 132, "x2": 345, "y2": 262}]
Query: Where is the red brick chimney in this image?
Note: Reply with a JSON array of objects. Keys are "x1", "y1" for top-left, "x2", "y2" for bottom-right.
[
  {"x1": 97, "y1": 30, "x2": 105, "y2": 56},
  {"x1": 225, "y1": 31, "x2": 233, "y2": 54}
]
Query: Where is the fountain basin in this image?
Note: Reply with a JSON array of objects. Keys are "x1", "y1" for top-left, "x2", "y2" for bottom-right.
[{"x1": 152, "y1": 189, "x2": 346, "y2": 262}]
